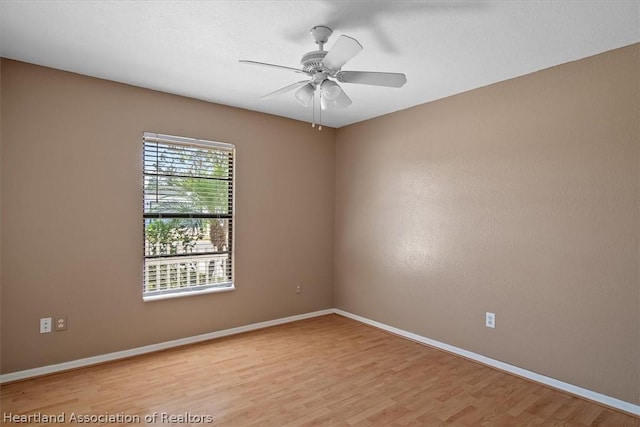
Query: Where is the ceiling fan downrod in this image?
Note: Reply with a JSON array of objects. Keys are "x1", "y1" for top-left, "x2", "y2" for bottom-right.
[
  {"x1": 310, "y1": 25, "x2": 332, "y2": 50},
  {"x1": 301, "y1": 26, "x2": 332, "y2": 75}
]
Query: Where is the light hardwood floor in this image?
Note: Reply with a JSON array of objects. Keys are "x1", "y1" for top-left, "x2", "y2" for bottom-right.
[{"x1": 1, "y1": 314, "x2": 638, "y2": 426}]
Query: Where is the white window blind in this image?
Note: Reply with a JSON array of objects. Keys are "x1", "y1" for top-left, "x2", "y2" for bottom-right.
[{"x1": 143, "y1": 132, "x2": 235, "y2": 299}]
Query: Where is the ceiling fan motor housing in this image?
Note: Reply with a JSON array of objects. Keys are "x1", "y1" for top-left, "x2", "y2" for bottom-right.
[{"x1": 301, "y1": 51, "x2": 328, "y2": 74}]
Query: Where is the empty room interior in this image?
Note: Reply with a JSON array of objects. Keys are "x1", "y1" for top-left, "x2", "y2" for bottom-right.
[{"x1": 1, "y1": 1, "x2": 639, "y2": 425}]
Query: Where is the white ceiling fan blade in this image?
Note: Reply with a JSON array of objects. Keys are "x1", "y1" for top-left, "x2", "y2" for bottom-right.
[
  {"x1": 337, "y1": 71, "x2": 407, "y2": 88},
  {"x1": 239, "y1": 60, "x2": 309, "y2": 74},
  {"x1": 321, "y1": 35, "x2": 363, "y2": 71},
  {"x1": 321, "y1": 88, "x2": 352, "y2": 110},
  {"x1": 261, "y1": 81, "x2": 309, "y2": 100}
]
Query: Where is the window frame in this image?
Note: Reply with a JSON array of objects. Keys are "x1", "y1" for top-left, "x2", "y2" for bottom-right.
[{"x1": 142, "y1": 132, "x2": 236, "y2": 302}]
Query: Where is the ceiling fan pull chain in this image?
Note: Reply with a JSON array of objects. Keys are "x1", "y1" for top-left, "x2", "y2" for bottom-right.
[
  {"x1": 311, "y1": 91, "x2": 316, "y2": 128},
  {"x1": 318, "y1": 90, "x2": 322, "y2": 131}
]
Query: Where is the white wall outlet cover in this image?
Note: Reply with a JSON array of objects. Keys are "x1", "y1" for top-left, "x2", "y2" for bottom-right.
[{"x1": 486, "y1": 312, "x2": 496, "y2": 328}]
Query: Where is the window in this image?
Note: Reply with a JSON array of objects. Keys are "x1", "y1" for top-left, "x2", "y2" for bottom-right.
[{"x1": 143, "y1": 132, "x2": 235, "y2": 300}]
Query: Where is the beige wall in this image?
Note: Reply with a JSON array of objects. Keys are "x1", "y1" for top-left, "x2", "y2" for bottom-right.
[
  {"x1": 2, "y1": 43, "x2": 639, "y2": 406},
  {"x1": 335, "y1": 44, "x2": 640, "y2": 404},
  {"x1": 0, "y1": 59, "x2": 335, "y2": 373}
]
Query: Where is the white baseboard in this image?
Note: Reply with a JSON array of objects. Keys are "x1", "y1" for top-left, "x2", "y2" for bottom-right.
[
  {"x1": 334, "y1": 309, "x2": 640, "y2": 416},
  {"x1": 0, "y1": 308, "x2": 334, "y2": 384},
  {"x1": 2, "y1": 307, "x2": 638, "y2": 417}
]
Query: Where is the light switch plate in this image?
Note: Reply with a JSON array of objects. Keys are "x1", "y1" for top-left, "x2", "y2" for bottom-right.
[{"x1": 40, "y1": 317, "x2": 52, "y2": 333}]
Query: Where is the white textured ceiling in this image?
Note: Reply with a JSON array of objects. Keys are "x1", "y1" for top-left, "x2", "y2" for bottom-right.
[{"x1": 1, "y1": 1, "x2": 639, "y2": 128}]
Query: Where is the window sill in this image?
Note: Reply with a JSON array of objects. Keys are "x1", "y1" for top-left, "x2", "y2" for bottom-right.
[{"x1": 143, "y1": 284, "x2": 235, "y2": 302}]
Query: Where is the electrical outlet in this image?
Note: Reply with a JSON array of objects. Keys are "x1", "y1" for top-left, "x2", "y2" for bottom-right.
[
  {"x1": 296, "y1": 284, "x2": 302, "y2": 294},
  {"x1": 40, "y1": 317, "x2": 52, "y2": 334},
  {"x1": 486, "y1": 312, "x2": 496, "y2": 329},
  {"x1": 55, "y1": 315, "x2": 67, "y2": 331}
]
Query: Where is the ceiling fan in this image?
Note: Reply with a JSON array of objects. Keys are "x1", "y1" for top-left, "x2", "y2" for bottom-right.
[{"x1": 239, "y1": 25, "x2": 406, "y2": 127}]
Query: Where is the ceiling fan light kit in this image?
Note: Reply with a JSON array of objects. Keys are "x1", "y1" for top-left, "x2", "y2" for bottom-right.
[{"x1": 240, "y1": 25, "x2": 407, "y2": 130}]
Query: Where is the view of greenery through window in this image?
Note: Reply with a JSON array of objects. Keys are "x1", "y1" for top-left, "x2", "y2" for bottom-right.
[{"x1": 143, "y1": 134, "x2": 234, "y2": 297}]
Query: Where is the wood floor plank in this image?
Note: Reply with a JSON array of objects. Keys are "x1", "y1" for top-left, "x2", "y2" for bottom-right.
[{"x1": 1, "y1": 314, "x2": 638, "y2": 426}]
